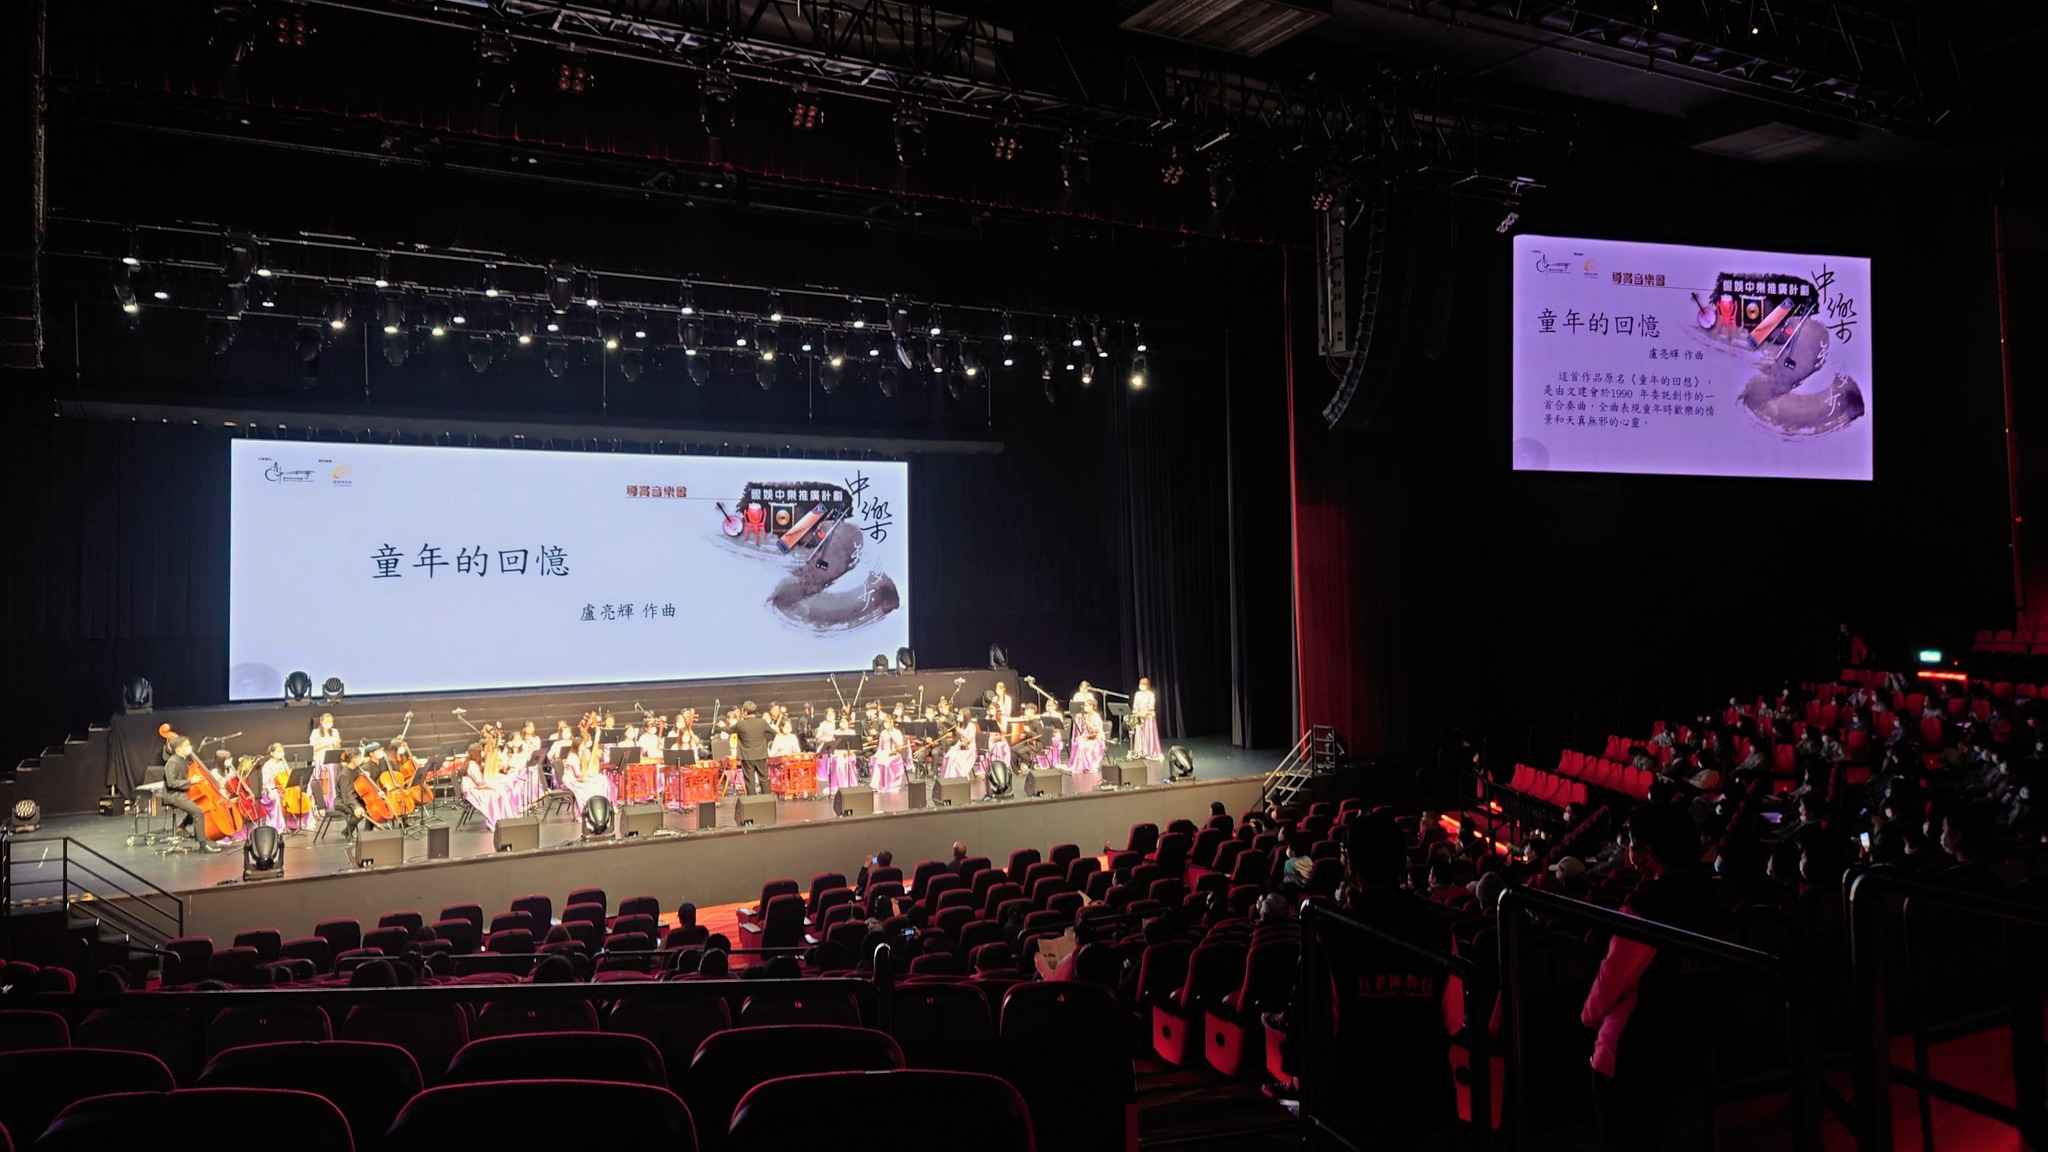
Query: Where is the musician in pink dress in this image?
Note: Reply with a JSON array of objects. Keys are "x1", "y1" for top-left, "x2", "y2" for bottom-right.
[
  {"x1": 871, "y1": 718, "x2": 908, "y2": 791},
  {"x1": 257, "y1": 743, "x2": 294, "y2": 833},
  {"x1": 1069, "y1": 701, "x2": 1107, "y2": 775},
  {"x1": 562, "y1": 737, "x2": 617, "y2": 816},
  {"x1": 942, "y1": 725, "x2": 978, "y2": 780},
  {"x1": 460, "y1": 744, "x2": 518, "y2": 830},
  {"x1": 1129, "y1": 678, "x2": 1163, "y2": 759}
]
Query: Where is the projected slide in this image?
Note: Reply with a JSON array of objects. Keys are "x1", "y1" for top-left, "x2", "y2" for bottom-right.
[
  {"x1": 227, "y1": 442, "x2": 910, "y2": 699},
  {"x1": 1511, "y1": 235, "x2": 1872, "y2": 480}
]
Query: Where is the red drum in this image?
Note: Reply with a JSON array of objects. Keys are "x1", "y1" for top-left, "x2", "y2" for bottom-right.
[
  {"x1": 767, "y1": 754, "x2": 820, "y2": 800},
  {"x1": 624, "y1": 763, "x2": 658, "y2": 804}
]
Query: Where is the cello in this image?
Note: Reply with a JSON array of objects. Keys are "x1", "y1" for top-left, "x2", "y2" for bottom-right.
[
  {"x1": 352, "y1": 761, "x2": 396, "y2": 826},
  {"x1": 222, "y1": 755, "x2": 262, "y2": 822}
]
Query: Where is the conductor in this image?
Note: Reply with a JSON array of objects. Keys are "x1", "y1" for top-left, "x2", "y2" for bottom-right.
[{"x1": 733, "y1": 700, "x2": 775, "y2": 797}]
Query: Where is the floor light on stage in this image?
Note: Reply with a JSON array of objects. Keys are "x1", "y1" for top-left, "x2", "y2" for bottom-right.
[
  {"x1": 581, "y1": 796, "x2": 614, "y2": 840},
  {"x1": 322, "y1": 677, "x2": 345, "y2": 706},
  {"x1": 1168, "y1": 746, "x2": 1196, "y2": 781},
  {"x1": 122, "y1": 677, "x2": 153, "y2": 714},
  {"x1": 284, "y1": 671, "x2": 312, "y2": 705},
  {"x1": 871, "y1": 654, "x2": 890, "y2": 675},
  {"x1": 243, "y1": 824, "x2": 284, "y2": 880},
  {"x1": 984, "y1": 760, "x2": 1013, "y2": 800},
  {"x1": 10, "y1": 800, "x2": 40, "y2": 834},
  {"x1": 895, "y1": 647, "x2": 916, "y2": 674},
  {"x1": 989, "y1": 644, "x2": 1008, "y2": 670}
]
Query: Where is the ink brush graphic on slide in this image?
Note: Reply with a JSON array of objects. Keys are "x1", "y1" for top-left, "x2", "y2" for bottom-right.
[
  {"x1": 809, "y1": 513, "x2": 845, "y2": 569},
  {"x1": 715, "y1": 501, "x2": 744, "y2": 537}
]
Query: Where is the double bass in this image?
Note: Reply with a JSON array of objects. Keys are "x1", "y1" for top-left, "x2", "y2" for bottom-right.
[
  {"x1": 169, "y1": 729, "x2": 245, "y2": 842},
  {"x1": 222, "y1": 756, "x2": 262, "y2": 822}
]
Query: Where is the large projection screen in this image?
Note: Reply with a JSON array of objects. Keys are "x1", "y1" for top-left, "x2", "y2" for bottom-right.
[
  {"x1": 228, "y1": 442, "x2": 911, "y2": 699},
  {"x1": 1511, "y1": 234, "x2": 1872, "y2": 480}
]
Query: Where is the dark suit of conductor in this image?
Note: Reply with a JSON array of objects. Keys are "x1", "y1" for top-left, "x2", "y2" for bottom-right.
[{"x1": 733, "y1": 714, "x2": 775, "y2": 796}]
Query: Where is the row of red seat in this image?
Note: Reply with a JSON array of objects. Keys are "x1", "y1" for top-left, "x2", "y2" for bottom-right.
[
  {"x1": 1506, "y1": 763, "x2": 1589, "y2": 810},
  {"x1": 1553, "y1": 750, "x2": 1652, "y2": 801}
]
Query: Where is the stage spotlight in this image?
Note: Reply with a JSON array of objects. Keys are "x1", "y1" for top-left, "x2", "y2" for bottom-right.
[
  {"x1": 223, "y1": 282, "x2": 249, "y2": 319},
  {"x1": 371, "y1": 252, "x2": 390, "y2": 290},
  {"x1": 322, "y1": 676, "x2": 345, "y2": 705},
  {"x1": 556, "y1": 61, "x2": 590, "y2": 94},
  {"x1": 244, "y1": 824, "x2": 284, "y2": 880},
  {"x1": 767, "y1": 293, "x2": 784, "y2": 323},
  {"x1": 988, "y1": 643, "x2": 1008, "y2": 669},
  {"x1": 895, "y1": 335, "x2": 920, "y2": 372},
  {"x1": 223, "y1": 235, "x2": 257, "y2": 285},
  {"x1": 513, "y1": 307, "x2": 538, "y2": 346},
  {"x1": 1068, "y1": 318, "x2": 1084, "y2": 349},
  {"x1": 790, "y1": 86, "x2": 823, "y2": 130},
  {"x1": 701, "y1": 68, "x2": 737, "y2": 133},
  {"x1": 1059, "y1": 132, "x2": 1091, "y2": 188},
  {"x1": 999, "y1": 310, "x2": 1015, "y2": 345},
  {"x1": 251, "y1": 240, "x2": 273, "y2": 279},
  {"x1": 959, "y1": 342, "x2": 981, "y2": 378},
  {"x1": 1167, "y1": 746, "x2": 1195, "y2": 779},
  {"x1": 797, "y1": 328, "x2": 814, "y2": 354},
  {"x1": 326, "y1": 289, "x2": 351, "y2": 331},
  {"x1": 824, "y1": 330, "x2": 847, "y2": 367},
  {"x1": 872, "y1": 654, "x2": 891, "y2": 675},
  {"x1": 1311, "y1": 169, "x2": 1344, "y2": 212},
  {"x1": 925, "y1": 306, "x2": 943, "y2": 338},
  {"x1": 679, "y1": 318, "x2": 701, "y2": 356},
  {"x1": 1208, "y1": 160, "x2": 1237, "y2": 210},
  {"x1": 468, "y1": 336, "x2": 495, "y2": 373},
  {"x1": 878, "y1": 362, "x2": 900, "y2": 398},
  {"x1": 546, "y1": 261, "x2": 575, "y2": 313},
  {"x1": 620, "y1": 348, "x2": 644, "y2": 381},
  {"x1": 926, "y1": 338, "x2": 947, "y2": 375},
  {"x1": 112, "y1": 262, "x2": 140, "y2": 314},
  {"x1": 688, "y1": 353, "x2": 712, "y2": 386},
  {"x1": 583, "y1": 275, "x2": 600, "y2": 309},
  {"x1": 1160, "y1": 145, "x2": 1185, "y2": 185},
  {"x1": 296, "y1": 326, "x2": 324, "y2": 363},
  {"x1": 450, "y1": 300, "x2": 468, "y2": 327},
  {"x1": 1079, "y1": 360, "x2": 1096, "y2": 387},
  {"x1": 377, "y1": 292, "x2": 405, "y2": 335},
  {"x1": 10, "y1": 799, "x2": 40, "y2": 834},
  {"x1": 946, "y1": 373, "x2": 963, "y2": 400},
  {"x1": 985, "y1": 759, "x2": 1013, "y2": 798},
  {"x1": 543, "y1": 343, "x2": 570, "y2": 378},
  {"x1": 1128, "y1": 352, "x2": 1148, "y2": 389},
  {"x1": 895, "y1": 646, "x2": 916, "y2": 673},
  {"x1": 819, "y1": 359, "x2": 842, "y2": 394},
  {"x1": 887, "y1": 296, "x2": 913, "y2": 342},
  {"x1": 755, "y1": 323, "x2": 778, "y2": 360},
  {"x1": 206, "y1": 317, "x2": 238, "y2": 355},
  {"x1": 122, "y1": 676, "x2": 154, "y2": 713},
  {"x1": 990, "y1": 119, "x2": 1021, "y2": 161},
  {"x1": 893, "y1": 105, "x2": 927, "y2": 166},
  {"x1": 480, "y1": 262, "x2": 501, "y2": 298},
  {"x1": 679, "y1": 282, "x2": 697, "y2": 315},
  {"x1": 848, "y1": 298, "x2": 867, "y2": 329},
  {"x1": 1091, "y1": 318, "x2": 1110, "y2": 359},
  {"x1": 582, "y1": 795, "x2": 615, "y2": 838},
  {"x1": 381, "y1": 329, "x2": 410, "y2": 367},
  {"x1": 754, "y1": 357, "x2": 776, "y2": 390},
  {"x1": 599, "y1": 311, "x2": 623, "y2": 350},
  {"x1": 284, "y1": 670, "x2": 313, "y2": 704},
  {"x1": 425, "y1": 298, "x2": 452, "y2": 337},
  {"x1": 1134, "y1": 323, "x2": 1148, "y2": 353}
]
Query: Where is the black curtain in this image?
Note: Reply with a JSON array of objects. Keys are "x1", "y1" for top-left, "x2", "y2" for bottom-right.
[{"x1": 2, "y1": 399, "x2": 232, "y2": 771}]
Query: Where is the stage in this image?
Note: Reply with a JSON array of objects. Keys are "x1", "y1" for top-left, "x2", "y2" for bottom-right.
[{"x1": 13, "y1": 737, "x2": 1277, "y2": 943}]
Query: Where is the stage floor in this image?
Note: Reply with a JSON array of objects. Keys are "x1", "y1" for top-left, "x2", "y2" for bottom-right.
[{"x1": 16, "y1": 737, "x2": 1276, "y2": 902}]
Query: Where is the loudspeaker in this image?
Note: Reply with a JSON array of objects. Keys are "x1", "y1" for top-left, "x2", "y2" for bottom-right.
[
  {"x1": 1322, "y1": 188, "x2": 1458, "y2": 432},
  {"x1": 906, "y1": 779, "x2": 932, "y2": 809},
  {"x1": 1105, "y1": 759, "x2": 1164, "y2": 789},
  {"x1": 735, "y1": 794, "x2": 777, "y2": 827},
  {"x1": 493, "y1": 815, "x2": 541, "y2": 854},
  {"x1": 1019, "y1": 767, "x2": 1061, "y2": 798},
  {"x1": 426, "y1": 823, "x2": 451, "y2": 859},
  {"x1": 834, "y1": 785, "x2": 875, "y2": 817},
  {"x1": 618, "y1": 803, "x2": 665, "y2": 839},
  {"x1": 934, "y1": 778, "x2": 972, "y2": 808},
  {"x1": 694, "y1": 801, "x2": 718, "y2": 830},
  {"x1": 354, "y1": 827, "x2": 404, "y2": 868}
]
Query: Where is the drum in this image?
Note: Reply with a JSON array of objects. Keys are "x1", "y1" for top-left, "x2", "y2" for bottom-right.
[
  {"x1": 624, "y1": 763, "x2": 658, "y2": 804},
  {"x1": 767, "y1": 754, "x2": 820, "y2": 800}
]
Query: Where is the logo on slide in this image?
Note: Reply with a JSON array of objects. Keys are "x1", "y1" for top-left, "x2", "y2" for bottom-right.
[
  {"x1": 330, "y1": 463, "x2": 353, "y2": 488},
  {"x1": 261, "y1": 460, "x2": 316, "y2": 484}
]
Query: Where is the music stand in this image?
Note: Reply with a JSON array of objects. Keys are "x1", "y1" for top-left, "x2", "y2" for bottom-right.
[
  {"x1": 607, "y1": 745, "x2": 635, "y2": 767},
  {"x1": 1107, "y1": 702, "x2": 1133, "y2": 752}
]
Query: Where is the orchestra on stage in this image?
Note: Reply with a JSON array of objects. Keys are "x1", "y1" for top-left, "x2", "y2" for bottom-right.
[{"x1": 149, "y1": 678, "x2": 1167, "y2": 851}]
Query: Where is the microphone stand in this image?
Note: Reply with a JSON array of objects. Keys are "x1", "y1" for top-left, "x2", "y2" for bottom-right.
[{"x1": 1022, "y1": 676, "x2": 1057, "y2": 705}]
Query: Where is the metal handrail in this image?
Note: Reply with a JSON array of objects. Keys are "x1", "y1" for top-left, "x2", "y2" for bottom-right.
[
  {"x1": 3, "y1": 835, "x2": 186, "y2": 946},
  {"x1": 1260, "y1": 725, "x2": 1335, "y2": 806},
  {"x1": 1846, "y1": 867, "x2": 2048, "y2": 1150},
  {"x1": 1298, "y1": 900, "x2": 1493, "y2": 1151},
  {"x1": 1497, "y1": 884, "x2": 1818, "y2": 1152}
]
